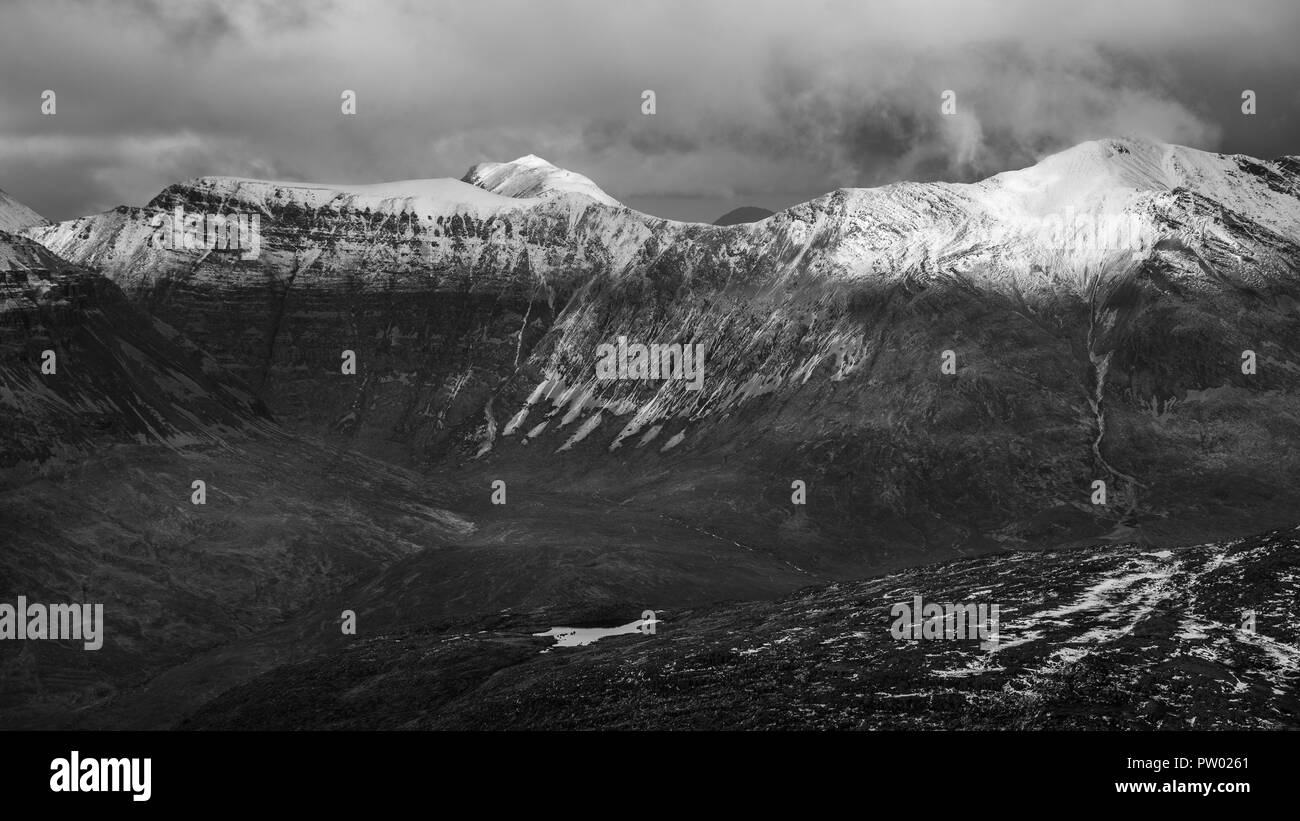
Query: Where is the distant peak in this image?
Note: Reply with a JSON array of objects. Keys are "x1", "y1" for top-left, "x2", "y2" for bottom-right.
[
  {"x1": 510, "y1": 154, "x2": 555, "y2": 167},
  {"x1": 714, "y1": 206, "x2": 775, "y2": 226},
  {"x1": 462, "y1": 156, "x2": 620, "y2": 207},
  {"x1": 1042, "y1": 135, "x2": 1170, "y2": 162}
]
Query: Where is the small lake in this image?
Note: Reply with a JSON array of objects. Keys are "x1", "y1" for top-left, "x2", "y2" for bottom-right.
[{"x1": 533, "y1": 614, "x2": 660, "y2": 649}]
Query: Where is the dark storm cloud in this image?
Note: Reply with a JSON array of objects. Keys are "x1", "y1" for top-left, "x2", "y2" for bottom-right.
[
  {"x1": 1, "y1": 0, "x2": 1298, "y2": 223},
  {"x1": 123, "y1": 0, "x2": 239, "y2": 48}
]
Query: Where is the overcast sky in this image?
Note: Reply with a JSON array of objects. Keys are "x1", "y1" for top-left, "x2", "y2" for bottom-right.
[{"x1": 2, "y1": 0, "x2": 1298, "y2": 223}]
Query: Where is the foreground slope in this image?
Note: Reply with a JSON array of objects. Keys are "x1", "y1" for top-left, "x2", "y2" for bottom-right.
[{"x1": 182, "y1": 525, "x2": 1300, "y2": 730}]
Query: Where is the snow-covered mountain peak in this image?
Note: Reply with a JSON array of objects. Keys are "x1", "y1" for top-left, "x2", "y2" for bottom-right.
[
  {"x1": 512, "y1": 154, "x2": 554, "y2": 167},
  {"x1": 462, "y1": 155, "x2": 621, "y2": 206},
  {"x1": 975, "y1": 137, "x2": 1300, "y2": 237},
  {"x1": 19, "y1": 136, "x2": 1298, "y2": 307},
  {"x1": 127, "y1": 155, "x2": 625, "y2": 221},
  {"x1": 976, "y1": 137, "x2": 1179, "y2": 207}
]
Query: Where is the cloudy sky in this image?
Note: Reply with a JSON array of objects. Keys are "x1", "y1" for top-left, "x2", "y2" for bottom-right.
[{"x1": 2, "y1": 0, "x2": 1298, "y2": 223}]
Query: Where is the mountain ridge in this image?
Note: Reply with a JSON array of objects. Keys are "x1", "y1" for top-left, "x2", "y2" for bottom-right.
[
  {"x1": 33, "y1": 136, "x2": 1299, "y2": 230},
  {"x1": 14, "y1": 134, "x2": 1300, "y2": 566}
]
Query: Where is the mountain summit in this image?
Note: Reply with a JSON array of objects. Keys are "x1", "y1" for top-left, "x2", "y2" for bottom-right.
[{"x1": 461, "y1": 154, "x2": 621, "y2": 206}]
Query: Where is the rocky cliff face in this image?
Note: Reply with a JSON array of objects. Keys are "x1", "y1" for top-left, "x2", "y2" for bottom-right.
[
  {"x1": 23, "y1": 138, "x2": 1300, "y2": 569},
  {"x1": 25, "y1": 161, "x2": 666, "y2": 464}
]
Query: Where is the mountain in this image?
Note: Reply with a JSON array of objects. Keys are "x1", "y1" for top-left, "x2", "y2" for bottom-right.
[
  {"x1": 22, "y1": 162, "x2": 646, "y2": 466},
  {"x1": 0, "y1": 187, "x2": 47, "y2": 233},
  {"x1": 714, "y1": 206, "x2": 775, "y2": 225},
  {"x1": 7, "y1": 136, "x2": 1300, "y2": 729},
  {"x1": 0, "y1": 228, "x2": 802, "y2": 730},
  {"x1": 474, "y1": 138, "x2": 1300, "y2": 555},
  {"x1": 21, "y1": 137, "x2": 1300, "y2": 574},
  {"x1": 181, "y1": 524, "x2": 1300, "y2": 730}
]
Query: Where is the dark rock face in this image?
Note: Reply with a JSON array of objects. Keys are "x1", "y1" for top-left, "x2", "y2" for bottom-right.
[
  {"x1": 0, "y1": 230, "x2": 484, "y2": 728},
  {"x1": 0, "y1": 230, "x2": 267, "y2": 484}
]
